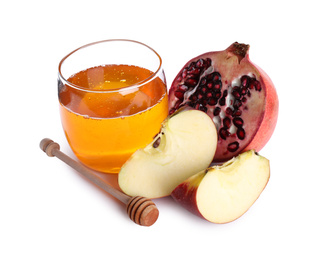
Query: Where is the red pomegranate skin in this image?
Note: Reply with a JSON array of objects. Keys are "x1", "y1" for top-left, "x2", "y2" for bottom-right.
[{"x1": 168, "y1": 42, "x2": 279, "y2": 162}]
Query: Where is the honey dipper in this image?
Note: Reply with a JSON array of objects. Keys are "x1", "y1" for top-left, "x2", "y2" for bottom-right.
[{"x1": 39, "y1": 138, "x2": 159, "y2": 226}]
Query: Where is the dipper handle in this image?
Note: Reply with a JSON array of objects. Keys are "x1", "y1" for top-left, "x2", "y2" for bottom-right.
[{"x1": 40, "y1": 138, "x2": 159, "y2": 227}]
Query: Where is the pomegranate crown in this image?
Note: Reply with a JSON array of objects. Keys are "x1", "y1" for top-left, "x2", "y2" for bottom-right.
[{"x1": 227, "y1": 42, "x2": 250, "y2": 63}]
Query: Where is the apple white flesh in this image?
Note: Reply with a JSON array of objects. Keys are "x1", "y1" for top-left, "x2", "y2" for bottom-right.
[
  {"x1": 118, "y1": 109, "x2": 218, "y2": 199},
  {"x1": 171, "y1": 150, "x2": 270, "y2": 223}
]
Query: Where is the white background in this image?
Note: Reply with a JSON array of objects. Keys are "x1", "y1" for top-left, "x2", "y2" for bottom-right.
[{"x1": 1, "y1": 0, "x2": 329, "y2": 259}]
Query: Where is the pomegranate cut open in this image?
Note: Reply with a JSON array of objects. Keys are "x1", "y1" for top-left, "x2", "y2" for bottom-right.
[{"x1": 168, "y1": 42, "x2": 279, "y2": 162}]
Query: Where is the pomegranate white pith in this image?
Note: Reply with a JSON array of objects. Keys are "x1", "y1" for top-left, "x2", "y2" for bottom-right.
[{"x1": 168, "y1": 42, "x2": 279, "y2": 162}]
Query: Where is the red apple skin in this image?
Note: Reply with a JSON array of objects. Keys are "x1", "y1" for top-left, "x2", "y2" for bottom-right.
[
  {"x1": 171, "y1": 172, "x2": 206, "y2": 218},
  {"x1": 171, "y1": 182, "x2": 202, "y2": 218}
]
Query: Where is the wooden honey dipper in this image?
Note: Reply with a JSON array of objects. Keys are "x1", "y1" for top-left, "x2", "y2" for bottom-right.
[{"x1": 40, "y1": 138, "x2": 159, "y2": 227}]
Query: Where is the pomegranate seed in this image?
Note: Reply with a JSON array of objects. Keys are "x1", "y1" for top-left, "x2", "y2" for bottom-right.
[
  {"x1": 182, "y1": 69, "x2": 188, "y2": 79},
  {"x1": 233, "y1": 100, "x2": 242, "y2": 109},
  {"x1": 205, "y1": 58, "x2": 212, "y2": 66},
  {"x1": 174, "y1": 90, "x2": 184, "y2": 100},
  {"x1": 190, "y1": 94, "x2": 197, "y2": 101},
  {"x1": 188, "y1": 62, "x2": 196, "y2": 70},
  {"x1": 223, "y1": 117, "x2": 231, "y2": 128},
  {"x1": 185, "y1": 78, "x2": 198, "y2": 87},
  {"x1": 212, "y1": 73, "x2": 221, "y2": 81},
  {"x1": 249, "y1": 78, "x2": 259, "y2": 90},
  {"x1": 241, "y1": 75, "x2": 250, "y2": 87},
  {"x1": 201, "y1": 99, "x2": 207, "y2": 106},
  {"x1": 197, "y1": 93, "x2": 204, "y2": 100},
  {"x1": 232, "y1": 90, "x2": 241, "y2": 99},
  {"x1": 254, "y1": 81, "x2": 262, "y2": 91},
  {"x1": 233, "y1": 117, "x2": 244, "y2": 127},
  {"x1": 176, "y1": 76, "x2": 182, "y2": 82},
  {"x1": 205, "y1": 73, "x2": 212, "y2": 81},
  {"x1": 232, "y1": 86, "x2": 240, "y2": 92},
  {"x1": 188, "y1": 68, "x2": 200, "y2": 75},
  {"x1": 228, "y1": 141, "x2": 239, "y2": 152},
  {"x1": 206, "y1": 92, "x2": 213, "y2": 98},
  {"x1": 236, "y1": 127, "x2": 245, "y2": 140},
  {"x1": 213, "y1": 107, "x2": 221, "y2": 116},
  {"x1": 208, "y1": 98, "x2": 217, "y2": 106},
  {"x1": 200, "y1": 77, "x2": 207, "y2": 85},
  {"x1": 219, "y1": 97, "x2": 226, "y2": 106},
  {"x1": 178, "y1": 85, "x2": 188, "y2": 92},
  {"x1": 214, "y1": 83, "x2": 221, "y2": 90},
  {"x1": 232, "y1": 110, "x2": 242, "y2": 117},
  {"x1": 196, "y1": 59, "x2": 204, "y2": 68},
  {"x1": 219, "y1": 128, "x2": 229, "y2": 140},
  {"x1": 226, "y1": 107, "x2": 233, "y2": 115}
]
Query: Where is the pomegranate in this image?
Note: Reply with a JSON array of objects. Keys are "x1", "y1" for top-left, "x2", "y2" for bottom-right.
[{"x1": 168, "y1": 42, "x2": 278, "y2": 162}]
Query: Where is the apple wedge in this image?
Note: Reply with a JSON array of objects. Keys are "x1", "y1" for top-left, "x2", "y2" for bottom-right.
[
  {"x1": 171, "y1": 150, "x2": 270, "y2": 223},
  {"x1": 118, "y1": 109, "x2": 218, "y2": 198}
]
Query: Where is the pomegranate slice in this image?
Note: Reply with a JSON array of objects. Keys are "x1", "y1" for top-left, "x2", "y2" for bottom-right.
[{"x1": 168, "y1": 42, "x2": 279, "y2": 162}]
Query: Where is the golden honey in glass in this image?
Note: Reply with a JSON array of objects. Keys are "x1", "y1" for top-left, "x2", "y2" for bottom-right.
[{"x1": 58, "y1": 40, "x2": 168, "y2": 173}]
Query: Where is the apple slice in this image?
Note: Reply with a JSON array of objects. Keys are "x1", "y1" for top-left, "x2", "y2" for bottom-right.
[
  {"x1": 118, "y1": 109, "x2": 218, "y2": 199},
  {"x1": 171, "y1": 150, "x2": 270, "y2": 223}
]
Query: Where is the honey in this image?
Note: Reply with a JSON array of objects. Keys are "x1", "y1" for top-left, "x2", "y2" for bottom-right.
[{"x1": 59, "y1": 64, "x2": 168, "y2": 173}]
